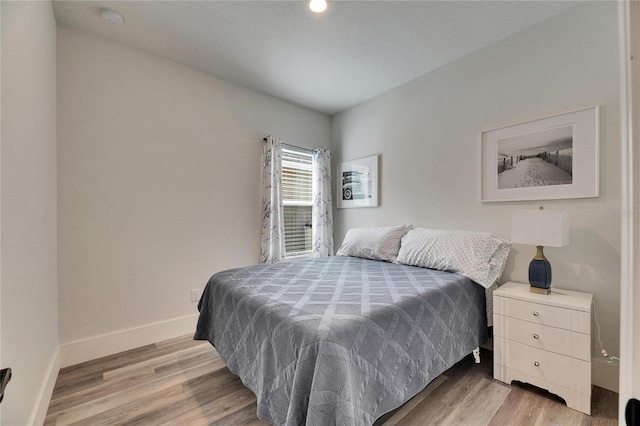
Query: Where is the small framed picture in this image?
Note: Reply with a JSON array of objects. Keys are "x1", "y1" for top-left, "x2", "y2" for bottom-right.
[
  {"x1": 481, "y1": 106, "x2": 599, "y2": 202},
  {"x1": 337, "y1": 155, "x2": 379, "y2": 208}
]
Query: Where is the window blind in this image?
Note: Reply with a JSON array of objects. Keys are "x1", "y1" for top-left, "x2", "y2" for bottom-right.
[{"x1": 282, "y1": 148, "x2": 313, "y2": 257}]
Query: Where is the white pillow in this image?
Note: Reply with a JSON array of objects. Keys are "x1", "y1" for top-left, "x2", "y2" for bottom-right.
[
  {"x1": 395, "y1": 228, "x2": 511, "y2": 288},
  {"x1": 336, "y1": 225, "x2": 412, "y2": 263}
]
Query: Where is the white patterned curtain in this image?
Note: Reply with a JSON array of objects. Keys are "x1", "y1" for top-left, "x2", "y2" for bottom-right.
[
  {"x1": 311, "y1": 148, "x2": 334, "y2": 258},
  {"x1": 260, "y1": 136, "x2": 285, "y2": 264}
]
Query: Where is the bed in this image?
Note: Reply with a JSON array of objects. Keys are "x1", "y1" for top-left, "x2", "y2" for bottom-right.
[{"x1": 194, "y1": 226, "x2": 510, "y2": 425}]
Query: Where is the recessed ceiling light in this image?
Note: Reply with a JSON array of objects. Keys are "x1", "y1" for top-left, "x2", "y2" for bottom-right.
[
  {"x1": 309, "y1": 0, "x2": 327, "y2": 14},
  {"x1": 101, "y1": 8, "x2": 124, "y2": 26}
]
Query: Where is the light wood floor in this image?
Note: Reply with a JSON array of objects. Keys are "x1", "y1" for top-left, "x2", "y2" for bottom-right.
[{"x1": 45, "y1": 335, "x2": 618, "y2": 425}]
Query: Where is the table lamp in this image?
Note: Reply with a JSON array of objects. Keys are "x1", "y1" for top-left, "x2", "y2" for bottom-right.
[{"x1": 511, "y1": 207, "x2": 569, "y2": 294}]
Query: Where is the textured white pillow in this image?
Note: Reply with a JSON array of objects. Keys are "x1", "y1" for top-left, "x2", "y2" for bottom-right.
[
  {"x1": 336, "y1": 225, "x2": 412, "y2": 263},
  {"x1": 396, "y1": 228, "x2": 511, "y2": 288}
]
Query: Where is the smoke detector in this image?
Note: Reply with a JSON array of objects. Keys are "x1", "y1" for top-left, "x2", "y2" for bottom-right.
[{"x1": 101, "y1": 8, "x2": 124, "y2": 26}]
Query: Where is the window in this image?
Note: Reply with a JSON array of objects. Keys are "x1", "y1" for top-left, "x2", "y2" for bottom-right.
[{"x1": 282, "y1": 148, "x2": 313, "y2": 258}]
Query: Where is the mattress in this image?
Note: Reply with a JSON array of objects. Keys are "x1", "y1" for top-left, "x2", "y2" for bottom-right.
[{"x1": 194, "y1": 256, "x2": 487, "y2": 425}]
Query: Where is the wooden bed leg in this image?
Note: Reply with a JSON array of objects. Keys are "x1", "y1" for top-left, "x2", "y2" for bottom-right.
[{"x1": 472, "y1": 347, "x2": 480, "y2": 364}]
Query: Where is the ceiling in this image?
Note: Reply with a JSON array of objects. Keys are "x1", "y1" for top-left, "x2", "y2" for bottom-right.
[{"x1": 52, "y1": 1, "x2": 580, "y2": 115}]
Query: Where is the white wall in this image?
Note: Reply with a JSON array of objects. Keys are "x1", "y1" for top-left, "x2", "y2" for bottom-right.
[
  {"x1": 57, "y1": 27, "x2": 331, "y2": 347},
  {"x1": 1, "y1": 1, "x2": 59, "y2": 424},
  {"x1": 331, "y1": 2, "x2": 621, "y2": 390}
]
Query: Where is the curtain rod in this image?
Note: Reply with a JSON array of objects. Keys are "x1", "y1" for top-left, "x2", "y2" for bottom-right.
[{"x1": 262, "y1": 137, "x2": 315, "y2": 154}]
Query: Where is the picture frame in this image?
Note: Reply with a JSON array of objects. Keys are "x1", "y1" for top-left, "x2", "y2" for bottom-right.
[
  {"x1": 337, "y1": 155, "x2": 379, "y2": 208},
  {"x1": 481, "y1": 106, "x2": 599, "y2": 202}
]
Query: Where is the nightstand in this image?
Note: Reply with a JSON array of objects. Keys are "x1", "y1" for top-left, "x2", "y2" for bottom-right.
[{"x1": 493, "y1": 281, "x2": 593, "y2": 415}]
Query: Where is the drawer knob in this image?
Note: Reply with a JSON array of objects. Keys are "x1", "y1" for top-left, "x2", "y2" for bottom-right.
[
  {"x1": 533, "y1": 333, "x2": 539, "y2": 339},
  {"x1": 533, "y1": 311, "x2": 539, "y2": 317},
  {"x1": 534, "y1": 361, "x2": 540, "y2": 367}
]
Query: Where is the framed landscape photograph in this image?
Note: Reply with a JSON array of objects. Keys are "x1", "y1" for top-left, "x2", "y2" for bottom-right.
[
  {"x1": 337, "y1": 155, "x2": 379, "y2": 208},
  {"x1": 481, "y1": 106, "x2": 599, "y2": 202}
]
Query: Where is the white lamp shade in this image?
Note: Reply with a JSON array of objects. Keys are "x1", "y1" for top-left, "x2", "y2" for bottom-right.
[
  {"x1": 309, "y1": 0, "x2": 327, "y2": 13},
  {"x1": 511, "y1": 209, "x2": 569, "y2": 247}
]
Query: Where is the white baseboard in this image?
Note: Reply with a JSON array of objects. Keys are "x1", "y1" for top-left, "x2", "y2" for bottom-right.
[
  {"x1": 29, "y1": 348, "x2": 60, "y2": 426},
  {"x1": 60, "y1": 314, "x2": 199, "y2": 368},
  {"x1": 592, "y1": 356, "x2": 620, "y2": 393}
]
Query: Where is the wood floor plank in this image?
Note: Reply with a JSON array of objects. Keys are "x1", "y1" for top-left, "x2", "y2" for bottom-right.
[
  {"x1": 53, "y1": 358, "x2": 225, "y2": 425},
  {"x1": 381, "y1": 374, "x2": 447, "y2": 426},
  {"x1": 153, "y1": 346, "x2": 219, "y2": 378},
  {"x1": 48, "y1": 346, "x2": 216, "y2": 416},
  {"x1": 488, "y1": 382, "x2": 546, "y2": 426},
  {"x1": 166, "y1": 387, "x2": 257, "y2": 425},
  {"x1": 47, "y1": 369, "x2": 157, "y2": 415},
  {"x1": 103, "y1": 344, "x2": 210, "y2": 381},
  {"x1": 53, "y1": 344, "x2": 158, "y2": 389},
  {"x1": 55, "y1": 336, "x2": 203, "y2": 388},
  {"x1": 439, "y1": 378, "x2": 511, "y2": 425},
  {"x1": 154, "y1": 334, "x2": 198, "y2": 348},
  {"x1": 115, "y1": 370, "x2": 242, "y2": 426},
  {"x1": 50, "y1": 373, "x2": 105, "y2": 403},
  {"x1": 534, "y1": 397, "x2": 585, "y2": 426},
  {"x1": 43, "y1": 413, "x2": 58, "y2": 426},
  {"x1": 46, "y1": 335, "x2": 619, "y2": 426},
  {"x1": 67, "y1": 383, "x2": 187, "y2": 426},
  {"x1": 585, "y1": 386, "x2": 619, "y2": 426},
  {"x1": 207, "y1": 402, "x2": 271, "y2": 426},
  {"x1": 394, "y1": 359, "x2": 489, "y2": 425}
]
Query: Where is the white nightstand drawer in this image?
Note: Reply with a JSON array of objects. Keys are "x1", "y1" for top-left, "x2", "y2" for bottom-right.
[
  {"x1": 494, "y1": 314, "x2": 590, "y2": 361},
  {"x1": 494, "y1": 295, "x2": 590, "y2": 334},
  {"x1": 492, "y1": 283, "x2": 592, "y2": 415},
  {"x1": 494, "y1": 337, "x2": 590, "y2": 393}
]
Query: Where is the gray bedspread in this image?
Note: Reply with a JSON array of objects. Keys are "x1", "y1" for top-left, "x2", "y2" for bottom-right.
[{"x1": 194, "y1": 256, "x2": 487, "y2": 426}]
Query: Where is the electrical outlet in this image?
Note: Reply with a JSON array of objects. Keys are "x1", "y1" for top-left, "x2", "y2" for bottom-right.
[{"x1": 191, "y1": 289, "x2": 201, "y2": 302}]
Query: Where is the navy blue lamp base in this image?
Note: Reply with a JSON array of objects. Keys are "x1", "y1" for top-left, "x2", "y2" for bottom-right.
[{"x1": 529, "y1": 258, "x2": 552, "y2": 294}]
